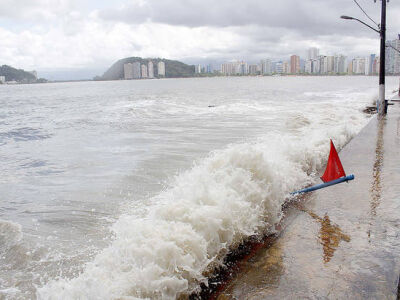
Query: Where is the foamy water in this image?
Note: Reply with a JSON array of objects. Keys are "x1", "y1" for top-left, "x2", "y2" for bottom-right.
[{"x1": 0, "y1": 76, "x2": 397, "y2": 299}]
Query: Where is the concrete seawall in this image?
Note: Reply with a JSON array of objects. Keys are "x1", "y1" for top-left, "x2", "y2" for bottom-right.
[{"x1": 215, "y1": 97, "x2": 400, "y2": 299}]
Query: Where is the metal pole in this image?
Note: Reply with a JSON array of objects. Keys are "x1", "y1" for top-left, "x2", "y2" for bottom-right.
[{"x1": 378, "y1": 0, "x2": 386, "y2": 116}]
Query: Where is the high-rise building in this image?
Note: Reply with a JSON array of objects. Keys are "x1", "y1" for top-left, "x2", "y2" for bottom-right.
[
  {"x1": 352, "y1": 57, "x2": 366, "y2": 74},
  {"x1": 157, "y1": 61, "x2": 166, "y2": 77},
  {"x1": 124, "y1": 63, "x2": 133, "y2": 79},
  {"x1": 386, "y1": 37, "x2": 400, "y2": 74},
  {"x1": 348, "y1": 61, "x2": 353, "y2": 75},
  {"x1": 319, "y1": 56, "x2": 328, "y2": 74},
  {"x1": 308, "y1": 47, "x2": 320, "y2": 60},
  {"x1": 0, "y1": 76, "x2": 5, "y2": 83},
  {"x1": 327, "y1": 56, "x2": 334, "y2": 73},
  {"x1": 141, "y1": 64, "x2": 148, "y2": 78},
  {"x1": 275, "y1": 61, "x2": 283, "y2": 74},
  {"x1": 305, "y1": 60, "x2": 312, "y2": 73},
  {"x1": 313, "y1": 59, "x2": 320, "y2": 74},
  {"x1": 282, "y1": 61, "x2": 290, "y2": 74},
  {"x1": 365, "y1": 56, "x2": 371, "y2": 75},
  {"x1": 367, "y1": 54, "x2": 376, "y2": 75},
  {"x1": 221, "y1": 62, "x2": 235, "y2": 75},
  {"x1": 133, "y1": 62, "x2": 141, "y2": 79},
  {"x1": 372, "y1": 56, "x2": 380, "y2": 75},
  {"x1": 260, "y1": 59, "x2": 272, "y2": 75},
  {"x1": 237, "y1": 62, "x2": 248, "y2": 75},
  {"x1": 195, "y1": 64, "x2": 202, "y2": 74},
  {"x1": 249, "y1": 64, "x2": 258, "y2": 75},
  {"x1": 290, "y1": 55, "x2": 300, "y2": 74},
  {"x1": 334, "y1": 55, "x2": 347, "y2": 73},
  {"x1": 148, "y1": 61, "x2": 154, "y2": 78},
  {"x1": 300, "y1": 59, "x2": 306, "y2": 73}
]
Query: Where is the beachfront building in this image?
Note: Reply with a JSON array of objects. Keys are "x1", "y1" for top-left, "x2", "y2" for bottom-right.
[
  {"x1": 282, "y1": 61, "x2": 290, "y2": 74},
  {"x1": 157, "y1": 61, "x2": 166, "y2": 77},
  {"x1": 386, "y1": 36, "x2": 400, "y2": 74},
  {"x1": 365, "y1": 54, "x2": 376, "y2": 75},
  {"x1": 141, "y1": 64, "x2": 148, "y2": 78},
  {"x1": 334, "y1": 55, "x2": 347, "y2": 73},
  {"x1": 372, "y1": 56, "x2": 380, "y2": 74},
  {"x1": 195, "y1": 64, "x2": 202, "y2": 74},
  {"x1": 221, "y1": 61, "x2": 249, "y2": 75},
  {"x1": 275, "y1": 61, "x2": 283, "y2": 74},
  {"x1": 0, "y1": 76, "x2": 5, "y2": 83},
  {"x1": 327, "y1": 56, "x2": 334, "y2": 73},
  {"x1": 260, "y1": 59, "x2": 272, "y2": 75},
  {"x1": 133, "y1": 62, "x2": 141, "y2": 79},
  {"x1": 249, "y1": 64, "x2": 258, "y2": 75},
  {"x1": 221, "y1": 62, "x2": 235, "y2": 75},
  {"x1": 305, "y1": 60, "x2": 312, "y2": 73},
  {"x1": 290, "y1": 55, "x2": 300, "y2": 74},
  {"x1": 238, "y1": 62, "x2": 248, "y2": 75},
  {"x1": 124, "y1": 63, "x2": 133, "y2": 79},
  {"x1": 319, "y1": 56, "x2": 327, "y2": 74},
  {"x1": 148, "y1": 61, "x2": 154, "y2": 78},
  {"x1": 351, "y1": 57, "x2": 366, "y2": 75}
]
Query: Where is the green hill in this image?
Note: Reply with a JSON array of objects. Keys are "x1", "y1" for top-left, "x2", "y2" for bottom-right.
[
  {"x1": 101, "y1": 57, "x2": 195, "y2": 80},
  {"x1": 0, "y1": 65, "x2": 37, "y2": 83}
]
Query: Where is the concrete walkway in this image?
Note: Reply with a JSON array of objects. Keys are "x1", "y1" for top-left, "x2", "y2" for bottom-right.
[{"x1": 216, "y1": 97, "x2": 400, "y2": 299}]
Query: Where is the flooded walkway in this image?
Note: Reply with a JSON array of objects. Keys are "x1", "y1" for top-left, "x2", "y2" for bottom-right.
[{"x1": 216, "y1": 98, "x2": 400, "y2": 299}]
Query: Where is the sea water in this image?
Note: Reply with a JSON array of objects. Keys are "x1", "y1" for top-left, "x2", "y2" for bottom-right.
[{"x1": 0, "y1": 76, "x2": 398, "y2": 299}]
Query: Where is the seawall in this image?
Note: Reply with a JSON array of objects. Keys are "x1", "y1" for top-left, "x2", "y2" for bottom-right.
[{"x1": 214, "y1": 97, "x2": 400, "y2": 299}]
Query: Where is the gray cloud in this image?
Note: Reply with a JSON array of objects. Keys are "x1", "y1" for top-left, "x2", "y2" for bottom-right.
[
  {"x1": 1, "y1": 0, "x2": 399, "y2": 78},
  {"x1": 98, "y1": 0, "x2": 399, "y2": 36}
]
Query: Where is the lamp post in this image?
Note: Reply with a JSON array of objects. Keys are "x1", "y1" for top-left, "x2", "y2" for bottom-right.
[{"x1": 341, "y1": 0, "x2": 387, "y2": 117}]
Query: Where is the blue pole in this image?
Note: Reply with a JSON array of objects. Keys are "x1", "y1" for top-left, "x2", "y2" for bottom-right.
[{"x1": 291, "y1": 174, "x2": 355, "y2": 195}]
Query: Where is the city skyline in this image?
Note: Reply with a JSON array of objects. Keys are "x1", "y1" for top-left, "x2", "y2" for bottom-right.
[
  {"x1": 196, "y1": 38, "x2": 400, "y2": 76},
  {"x1": 1, "y1": 0, "x2": 400, "y2": 80}
]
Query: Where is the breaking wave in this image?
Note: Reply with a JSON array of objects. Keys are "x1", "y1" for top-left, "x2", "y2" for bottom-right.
[{"x1": 37, "y1": 96, "x2": 370, "y2": 299}]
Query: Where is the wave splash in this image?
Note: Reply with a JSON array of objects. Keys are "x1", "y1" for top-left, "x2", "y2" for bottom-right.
[{"x1": 38, "y1": 103, "x2": 369, "y2": 299}]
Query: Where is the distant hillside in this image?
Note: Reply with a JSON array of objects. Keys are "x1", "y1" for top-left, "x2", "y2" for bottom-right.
[
  {"x1": 0, "y1": 65, "x2": 37, "y2": 83},
  {"x1": 101, "y1": 57, "x2": 195, "y2": 80}
]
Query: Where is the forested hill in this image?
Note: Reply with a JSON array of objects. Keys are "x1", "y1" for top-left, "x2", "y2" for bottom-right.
[
  {"x1": 101, "y1": 57, "x2": 195, "y2": 80},
  {"x1": 0, "y1": 65, "x2": 37, "y2": 83}
]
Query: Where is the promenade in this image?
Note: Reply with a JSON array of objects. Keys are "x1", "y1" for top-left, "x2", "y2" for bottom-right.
[{"x1": 216, "y1": 96, "x2": 400, "y2": 299}]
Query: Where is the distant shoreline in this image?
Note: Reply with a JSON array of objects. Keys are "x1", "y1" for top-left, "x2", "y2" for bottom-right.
[{"x1": 3, "y1": 74, "x2": 399, "y2": 85}]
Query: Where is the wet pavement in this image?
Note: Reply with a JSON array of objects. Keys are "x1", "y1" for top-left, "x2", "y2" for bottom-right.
[{"x1": 216, "y1": 97, "x2": 400, "y2": 299}]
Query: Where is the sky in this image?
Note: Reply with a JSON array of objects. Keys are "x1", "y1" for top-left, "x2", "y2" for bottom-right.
[{"x1": 0, "y1": 0, "x2": 399, "y2": 80}]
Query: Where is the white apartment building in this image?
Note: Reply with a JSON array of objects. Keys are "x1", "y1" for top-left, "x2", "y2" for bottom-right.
[
  {"x1": 386, "y1": 37, "x2": 400, "y2": 74},
  {"x1": 305, "y1": 60, "x2": 312, "y2": 73},
  {"x1": 148, "y1": 61, "x2": 154, "y2": 78},
  {"x1": 158, "y1": 61, "x2": 166, "y2": 77},
  {"x1": 334, "y1": 55, "x2": 347, "y2": 73},
  {"x1": 124, "y1": 63, "x2": 133, "y2": 79},
  {"x1": 141, "y1": 64, "x2": 148, "y2": 78},
  {"x1": 260, "y1": 59, "x2": 272, "y2": 75},
  {"x1": 133, "y1": 62, "x2": 141, "y2": 79},
  {"x1": 352, "y1": 57, "x2": 366, "y2": 74}
]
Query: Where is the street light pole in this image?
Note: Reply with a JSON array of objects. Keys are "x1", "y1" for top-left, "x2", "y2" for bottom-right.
[
  {"x1": 341, "y1": 0, "x2": 388, "y2": 116},
  {"x1": 378, "y1": 0, "x2": 387, "y2": 116}
]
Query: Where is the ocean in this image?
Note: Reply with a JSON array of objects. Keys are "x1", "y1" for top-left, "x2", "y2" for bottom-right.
[{"x1": 0, "y1": 76, "x2": 398, "y2": 299}]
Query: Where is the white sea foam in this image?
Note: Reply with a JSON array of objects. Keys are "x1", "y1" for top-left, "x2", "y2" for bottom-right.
[
  {"x1": 37, "y1": 91, "x2": 371, "y2": 299},
  {"x1": 0, "y1": 219, "x2": 23, "y2": 254}
]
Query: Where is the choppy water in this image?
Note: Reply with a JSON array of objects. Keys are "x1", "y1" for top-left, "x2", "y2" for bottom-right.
[{"x1": 0, "y1": 76, "x2": 397, "y2": 299}]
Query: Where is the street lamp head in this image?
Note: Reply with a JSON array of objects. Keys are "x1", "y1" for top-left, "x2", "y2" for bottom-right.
[{"x1": 341, "y1": 15, "x2": 354, "y2": 20}]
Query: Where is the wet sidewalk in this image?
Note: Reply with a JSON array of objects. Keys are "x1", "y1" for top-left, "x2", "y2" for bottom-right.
[{"x1": 216, "y1": 97, "x2": 400, "y2": 299}]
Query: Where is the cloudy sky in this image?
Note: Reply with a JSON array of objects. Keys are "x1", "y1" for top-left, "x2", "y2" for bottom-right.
[{"x1": 1, "y1": 0, "x2": 399, "y2": 80}]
